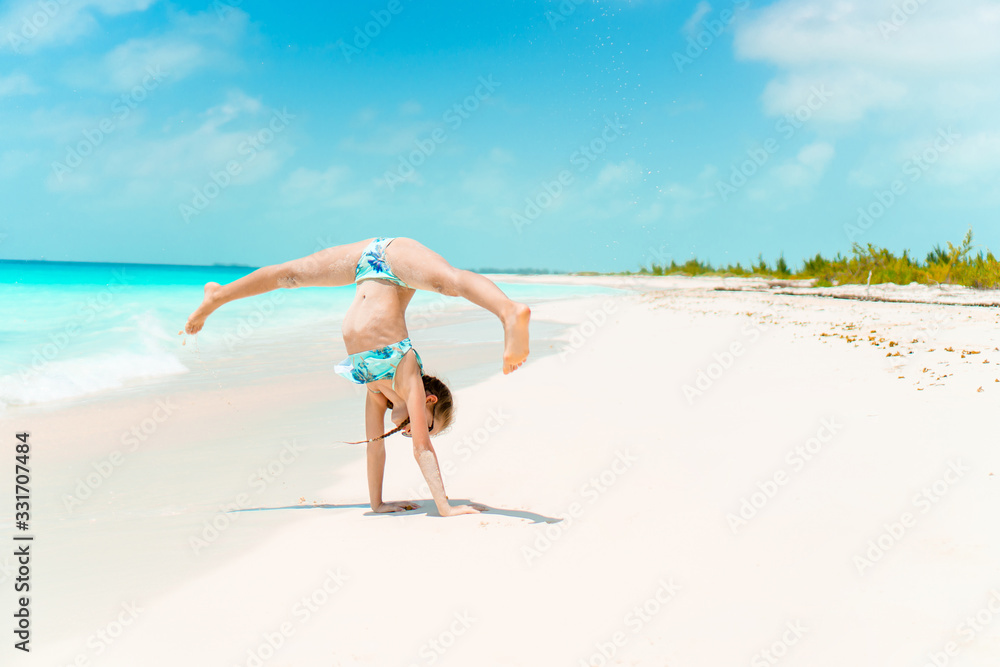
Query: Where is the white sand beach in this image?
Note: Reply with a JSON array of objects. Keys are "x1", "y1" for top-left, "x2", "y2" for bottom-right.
[{"x1": 4, "y1": 276, "x2": 1000, "y2": 667}]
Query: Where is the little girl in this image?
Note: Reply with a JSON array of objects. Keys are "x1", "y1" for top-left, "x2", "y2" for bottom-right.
[{"x1": 184, "y1": 237, "x2": 531, "y2": 517}]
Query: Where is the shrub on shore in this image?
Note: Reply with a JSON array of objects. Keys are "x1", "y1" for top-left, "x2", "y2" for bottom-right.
[{"x1": 636, "y1": 229, "x2": 1000, "y2": 289}]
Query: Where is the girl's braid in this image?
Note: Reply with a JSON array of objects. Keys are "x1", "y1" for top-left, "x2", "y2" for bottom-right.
[
  {"x1": 337, "y1": 375, "x2": 453, "y2": 445},
  {"x1": 338, "y1": 418, "x2": 410, "y2": 445}
]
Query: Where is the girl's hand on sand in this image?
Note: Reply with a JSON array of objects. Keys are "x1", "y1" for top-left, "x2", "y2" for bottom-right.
[{"x1": 373, "y1": 501, "x2": 418, "y2": 513}]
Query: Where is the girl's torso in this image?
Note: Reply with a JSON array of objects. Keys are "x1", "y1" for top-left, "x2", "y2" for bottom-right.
[
  {"x1": 341, "y1": 280, "x2": 415, "y2": 353},
  {"x1": 336, "y1": 238, "x2": 429, "y2": 423}
]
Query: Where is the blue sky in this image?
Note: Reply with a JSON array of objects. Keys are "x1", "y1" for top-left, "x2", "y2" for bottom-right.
[{"x1": 1, "y1": 0, "x2": 998, "y2": 272}]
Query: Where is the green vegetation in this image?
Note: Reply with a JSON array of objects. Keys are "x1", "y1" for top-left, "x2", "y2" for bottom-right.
[{"x1": 636, "y1": 229, "x2": 1000, "y2": 289}]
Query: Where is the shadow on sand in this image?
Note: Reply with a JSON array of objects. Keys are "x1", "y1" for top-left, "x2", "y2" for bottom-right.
[{"x1": 231, "y1": 500, "x2": 561, "y2": 524}]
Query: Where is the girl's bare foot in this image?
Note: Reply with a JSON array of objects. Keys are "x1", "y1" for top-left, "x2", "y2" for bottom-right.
[
  {"x1": 502, "y1": 302, "x2": 531, "y2": 374},
  {"x1": 440, "y1": 503, "x2": 483, "y2": 517},
  {"x1": 184, "y1": 282, "x2": 222, "y2": 334}
]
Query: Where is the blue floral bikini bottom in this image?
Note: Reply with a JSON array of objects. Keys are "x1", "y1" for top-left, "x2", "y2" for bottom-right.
[{"x1": 334, "y1": 338, "x2": 423, "y2": 389}]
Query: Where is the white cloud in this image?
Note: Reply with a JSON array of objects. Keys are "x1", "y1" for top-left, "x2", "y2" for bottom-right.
[
  {"x1": 656, "y1": 165, "x2": 718, "y2": 222},
  {"x1": 0, "y1": 150, "x2": 40, "y2": 177},
  {"x1": 399, "y1": 100, "x2": 422, "y2": 115},
  {"x1": 340, "y1": 121, "x2": 438, "y2": 156},
  {"x1": 734, "y1": 0, "x2": 1000, "y2": 121},
  {"x1": 489, "y1": 147, "x2": 515, "y2": 165},
  {"x1": 596, "y1": 159, "x2": 642, "y2": 188},
  {"x1": 761, "y1": 70, "x2": 906, "y2": 123},
  {"x1": 0, "y1": 72, "x2": 39, "y2": 97},
  {"x1": 460, "y1": 168, "x2": 508, "y2": 199},
  {"x1": 0, "y1": 0, "x2": 158, "y2": 53},
  {"x1": 667, "y1": 98, "x2": 705, "y2": 116},
  {"x1": 282, "y1": 166, "x2": 349, "y2": 193},
  {"x1": 734, "y1": 0, "x2": 1000, "y2": 188},
  {"x1": 200, "y1": 90, "x2": 262, "y2": 130},
  {"x1": 353, "y1": 108, "x2": 378, "y2": 125},
  {"x1": 61, "y1": 9, "x2": 248, "y2": 90},
  {"x1": 102, "y1": 40, "x2": 205, "y2": 89},
  {"x1": 635, "y1": 201, "x2": 663, "y2": 223},
  {"x1": 797, "y1": 141, "x2": 835, "y2": 171},
  {"x1": 773, "y1": 140, "x2": 835, "y2": 188},
  {"x1": 846, "y1": 127, "x2": 965, "y2": 190},
  {"x1": 280, "y1": 166, "x2": 373, "y2": 209},
  {"x1": 682, "y1": 1, "x2": 712, "y2": 36},
  {"x1": 735, "y1": 1, "x2": 1000, "y2": 69},
  {"x1": 925, "y1": 131, "x2": 1000, "y2": 186},
  {"x1": 455, "y1": 149, "x2": 515, "y2": 200},
  {"x1": 45, "y1": 91, "x2": 294, "y2": 197}
]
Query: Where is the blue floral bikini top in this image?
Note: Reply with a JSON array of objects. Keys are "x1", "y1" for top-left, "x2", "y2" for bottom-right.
[{"x1": 355, "y1": 237, "x2": 413, "y2": 289}]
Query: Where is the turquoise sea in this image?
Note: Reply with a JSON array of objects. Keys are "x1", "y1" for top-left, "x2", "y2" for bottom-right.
[{"x1": 0, "y1": 260, "x2": 616, "y2": 411}]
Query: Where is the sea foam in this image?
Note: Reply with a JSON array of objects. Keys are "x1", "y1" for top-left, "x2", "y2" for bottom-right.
[{"x1": 0, "y1": 349, "x2": 189, "y2": 411}]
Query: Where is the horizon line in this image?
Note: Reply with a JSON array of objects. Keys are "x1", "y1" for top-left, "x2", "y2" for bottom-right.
[{"x1": 0, "y1": 258, "x2": 567, "y2": 275}]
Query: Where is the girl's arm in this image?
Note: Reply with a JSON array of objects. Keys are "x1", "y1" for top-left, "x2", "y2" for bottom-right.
[
  {"x1": 396, "y1": 357, "x2": 479, "y2": 517},
  {"x1": 365, "y1": 389, "x2": 390, "y2": 512},
  {"x1": 365, "y1": 389, "x2": 418, "y2": 513}
]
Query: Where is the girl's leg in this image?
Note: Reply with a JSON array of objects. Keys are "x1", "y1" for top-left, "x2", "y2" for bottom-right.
[
  {"x1": 184, "y1": 239, "x2": 371, "y2": 334},
  {"x1": 386, "y1": 238, "x2": 531, "y2": 374}
]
